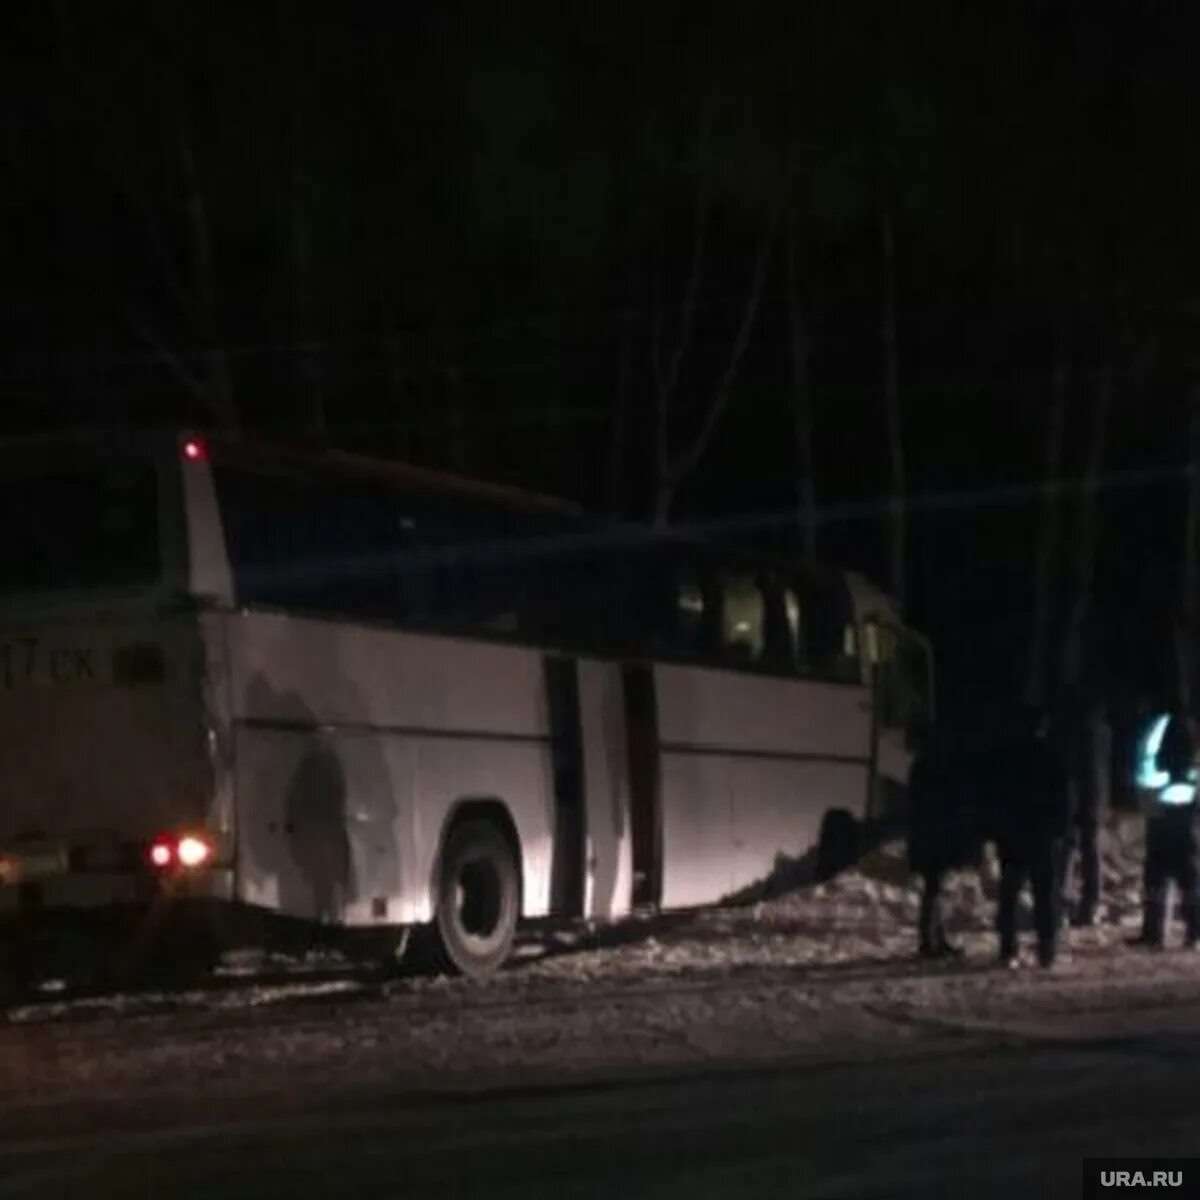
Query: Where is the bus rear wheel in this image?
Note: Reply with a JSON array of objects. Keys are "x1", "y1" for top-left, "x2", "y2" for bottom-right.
[{"x1": 433, "y1": 818, "x2": 519, "y2": 979}]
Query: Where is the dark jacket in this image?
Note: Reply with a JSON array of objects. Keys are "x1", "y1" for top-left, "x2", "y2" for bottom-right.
[
  {"x1": 907, "y1": 735, "x2": 983, "y2": 874},
  {"x1": 989, "y1": 730, "x2": 1075, "y2": 853}
]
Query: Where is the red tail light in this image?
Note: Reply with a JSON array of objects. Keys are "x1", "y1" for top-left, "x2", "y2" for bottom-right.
[
  {"x1": 176, "y1": 835, "x2": 212, "y2": 868},
  {"x1": 148, "y1": 839, "x2": 174, "y2": 869},
  {"x1": 148, "y1": 833, "x2": 214, "y2": 871},
  {"x1": 181, "y1": 436, "x2": 209, "y2": 463}
]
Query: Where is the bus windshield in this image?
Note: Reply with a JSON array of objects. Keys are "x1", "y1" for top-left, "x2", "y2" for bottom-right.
[
  {"x1": 869, "y1": 620, "x2": 935, "y2": 734},
  {"x1": 0, "y1": 464, "x2": 161, "y2": 599}
]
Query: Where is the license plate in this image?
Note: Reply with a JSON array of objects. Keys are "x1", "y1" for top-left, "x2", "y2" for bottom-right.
[{"x1": 1, "y1": 638, "x2": 100, "y2": 689}]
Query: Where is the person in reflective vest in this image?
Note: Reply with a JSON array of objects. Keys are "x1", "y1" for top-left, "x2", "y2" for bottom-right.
[{"x1": 1131, "y1": 704, "x2": 1200, "y2": 948}]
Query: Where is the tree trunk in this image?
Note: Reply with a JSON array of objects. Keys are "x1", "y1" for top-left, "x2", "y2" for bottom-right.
[
  {"x1": 1060, "y1": 366, "x2": 1113, "y2": 692},
  {"x1": 441, "y1": 319, "x2": 468, "y2": 472},
  {"x1": 1178, "y1": 380, "x2": 1200, "y2": 708},
  {"x1": 608, "y1": 301, "x2": 634, "y2": 520},
  {"x1": 285, "y1": 12, "x2": 324, "y2": 438},
  {"x1": 176, "y1": 128, "x2": 239, "y2": 432},
  {"x1": 651, "y1": 186, "x2": 712, "y2": 528},
  {"x1": 879, "y1": 207, "x2": 905, "y2": 611},
  {"x1": 544, "y1": 309, "x2": 569, "y2": 488},
  {"x1": 654, "y1": 201, "x2": 781, "y2": 527},
  {"x1": 785, "y1": 211, "x2": 817, "y2": 565},
  {"x1": 380, "y1": 300, "x2": 412, "y2": 460},
  {"x1": 1026, "y1": 332, "x2": 1071, "y2": 705}
]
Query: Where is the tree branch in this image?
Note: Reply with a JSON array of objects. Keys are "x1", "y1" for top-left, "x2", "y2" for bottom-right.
[
  {"x1": 664, "y1": 197, "x2": 782, "y2": 503},
  {"x1": 653, "y1": 184, "x2": 714, "y2": 506},
  {"x1": 1026, "y1": 323, "x2": 1071, "y2": 705},
  {"x1": 785, "y1": 208, "x2": 817, "y2": 564},
  {"x1": 1060, "y1": 365, "x2": 1113, "y2": 690},
  {"x1": 176, "y1": 123, "x2": 240, "y2": 431},
  {"x1": 127, "y1": 314, "x2": 207, "y2": 402},
  {"x1": 880, "y1": 204, "x2": 905, "y2": 611}
]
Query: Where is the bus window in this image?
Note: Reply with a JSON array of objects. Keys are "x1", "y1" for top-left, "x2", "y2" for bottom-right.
[
  {"x1": 868, "y1": 620, "x2": 934, "y2": 736},
  {"x1": 721, "y1": 575, "x2": 765, "y2": 664},
  {"x1": 757, "y1": 574, "x2": 799, "y2": 674},
  {"x1": 518, "y1": 534, "x2": 619, "y2": 653},
  {"x1": 897, "y1": 626, "x2": 934, "y2": 729},
  {"x1": 213, "y1": 465, "x2": 405, "y2": 621},
  {"x1": 843, "y1": 622, "x2": 860, "y2": 661},
  {"x1": 627, "y1": 543, "x2": 720, "y2": 661},
  {"x1": 425, "y1": 540, "x2": 526, "y2": 636},
  {"x1": 783, "y1": 585, "x2": 804, "y2": 671},
  {"x1": 678, "y1": 577, "x2": 707, "y2": 648},
  {"x1": 800, "y1": 572, "x2": 861, "y2": 682}
]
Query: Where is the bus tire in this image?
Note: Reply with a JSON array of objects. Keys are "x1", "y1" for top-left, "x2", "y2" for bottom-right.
[
  {"x1": 433, "y1": 817, "x2": 520, "y2": 979},
  {"x1": 817, "y1": 809, "x2": 860, "y2": 880}
]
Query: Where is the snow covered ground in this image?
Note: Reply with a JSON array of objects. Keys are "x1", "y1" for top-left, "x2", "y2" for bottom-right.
[
  {"x1": 3, "y1": 811, "x2": 1199, "y2": 1131},
  {"x1": 6, "y1": 814, "x2": 1200, "y2": 1198}
]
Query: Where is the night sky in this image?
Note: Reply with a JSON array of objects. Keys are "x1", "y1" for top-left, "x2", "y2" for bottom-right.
[{"x1": 4, "y1": 3, "x2": 1200, "y2": 712}]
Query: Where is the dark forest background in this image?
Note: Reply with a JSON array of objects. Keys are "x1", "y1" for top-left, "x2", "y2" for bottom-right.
[{"x1": 4, "y1": 3, "x2": 1200, "y2": 716}]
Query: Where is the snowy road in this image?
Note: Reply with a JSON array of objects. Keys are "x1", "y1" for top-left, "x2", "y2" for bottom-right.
[
  {"x1": 5, "y1": 999, "x2": 1200, "y2": 1199},
  {"x1": 3, "y1": 833, "x2": 1198, "y2": 1197}
]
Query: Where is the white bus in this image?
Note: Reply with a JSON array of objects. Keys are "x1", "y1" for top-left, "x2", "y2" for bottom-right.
[{"x1": 0, "y1": 431, "x2": 932, "y2": 985}]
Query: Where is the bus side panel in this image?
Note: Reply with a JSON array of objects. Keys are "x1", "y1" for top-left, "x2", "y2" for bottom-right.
[
  {"x1": 198, "y1": 611, "x2": 236, "y2": 854},
  {"x1": 577, "y1": 659, "x2": 633, "y2": 921},
  {"x1": 226, "y1": 612, "x2": 555, "y2": 925},
  {"x1": 234, "y1": 726, "x2": 418, "y2": 925},
  {"x1": 654, "y1": 664, "x2": 735, "y2": 908},
  {"x1": 411, "y1": 738, "x2": 555, "y2": 921},
  {"x1": 655, "y1": 665, "x2": 872, "y2": 761},
  {"x1": 726, "y1": 677, "x2": 873, "y2": 895},
  {"x1": 654, "y1": 665, "x2": 873, "y2": 906},
  {"x1": 727, "y1": 759, "x2": 870, "y2": 894},
  {"x1": 658, "y1": 752, "x2": 734, "y2": 908}
]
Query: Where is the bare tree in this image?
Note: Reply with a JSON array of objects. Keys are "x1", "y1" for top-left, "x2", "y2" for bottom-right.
[
  {"x1": 651, "y1": 195, "x2": 781, "y2": 526},
  {"x1": 1026, "y1": 331, "x2": 1071, "y2": 705},
  {"x1": 1175, "y1": 379, "x2": 1200, "y2": 708},
  {"x1": 379, "y1": 298, "x2": 413, "y2": 460},
  {"x1": 607, "y1": 300, "x2": 635, "y2": 519},
  {"x1": 650, "y1": 186, "x2": 711, "y2": 524},
  {"x1": 785, "y1": 210, "x2": 818, "y2": 564},
  {"x1": 54, "y1": 3, "x2": 239, "y2": 430},
  {"x1": 283, "y1": 7, "x2": 325, "y2": 436},
  {"x1": 439, "y1": 317, "x2": 469, "y2": 472},
  {"x1": 879, "y1": 206, "x2": 905, "y2": 611},
  {"x1": 100, "y1": 116, "x2": 240, "y2": 431},
  {"x1": 175, "y1": 126, "x2": 240, "y2": 432},
  {"x1": 1059, "y1": 366, "x2": 1113, "y2": 692}
]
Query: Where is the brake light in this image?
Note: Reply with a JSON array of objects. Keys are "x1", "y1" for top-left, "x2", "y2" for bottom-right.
[
  {"x1": 148, "y1": 833, "x2": 214, "y2": 871},
  {"x1": 182, "y1": 437, "x2": 208, "y2": 463},
  {"x1": 177, "y1": 835, "x2": 212, "y2": 868}
]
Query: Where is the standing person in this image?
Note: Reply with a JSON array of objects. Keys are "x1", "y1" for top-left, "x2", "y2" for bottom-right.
[
  {"x1": 992, "y1": 704, "x2": 1075, "y2": 969},
  {"x1": 1063, "y1": 695, "x2": 1113, "y2": 927},
  {"x1": 1131, "y1": 702, "x2": 1200, "y2": 949},
  {"x1": 907, "y1": 721, "x2": 978, "y2": 960}
]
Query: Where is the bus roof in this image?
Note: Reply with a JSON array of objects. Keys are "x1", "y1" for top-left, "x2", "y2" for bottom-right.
[
  {"x1": 0, "y1": 428, "x2": 581, "y2": 519},
  {"x1": 0, "y1": 428, "x2": 899, "y2": 613},
  {"x1": 203, "y1": 432, "x2": 583, "y2": 518}
]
